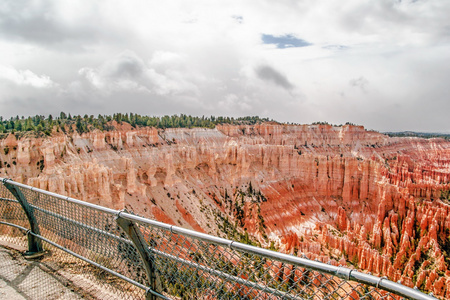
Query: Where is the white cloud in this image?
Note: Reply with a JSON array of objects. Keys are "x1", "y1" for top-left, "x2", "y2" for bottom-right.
[
  {"x1": 218, "y1": 94, "x2": 252, "y2": 112},
  {"x1": 0, "y1": 0, "x2": 450, "y2": 131},
  {"x1": 78, "y1": 50, "x2": 200, "y2": 97},
  {"x1": 349, "y1": 76, "x2": 369, "y2": 93},
  {"x1": 0, "y1": 65, "x2": 55, "y2": 88}
]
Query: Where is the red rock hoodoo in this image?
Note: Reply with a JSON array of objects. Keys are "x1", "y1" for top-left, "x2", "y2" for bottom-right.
[{"x1": 1, "y1": 123, "x2": 450, "y2": 298}]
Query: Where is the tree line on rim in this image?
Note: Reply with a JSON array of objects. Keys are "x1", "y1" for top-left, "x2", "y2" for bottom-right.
[{"x1": 0, "y1": 113, "x2": 272, "y2": 137}]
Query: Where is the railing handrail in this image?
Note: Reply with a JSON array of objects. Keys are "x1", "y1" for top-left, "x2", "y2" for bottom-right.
[
  {"x1": 1, "y1": 178, "x2": 118, "y2": 215},
  {"x1": 0, "y1": 177, "x2": 437, "y2": 300}
]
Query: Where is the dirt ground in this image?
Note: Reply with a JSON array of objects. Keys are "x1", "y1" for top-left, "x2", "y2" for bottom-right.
[{"x1": 0, "y1": 244, "x2": 84, "y2": 300}]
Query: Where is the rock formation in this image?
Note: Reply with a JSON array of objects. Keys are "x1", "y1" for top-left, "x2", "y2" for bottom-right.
[{"x1": 1, "y1": 123, "x2": 450, "y2": 298}]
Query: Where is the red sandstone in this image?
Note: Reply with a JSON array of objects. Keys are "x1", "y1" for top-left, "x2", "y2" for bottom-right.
[{"x1": 1, "y1": 123, "x2": 450, "y2": 298}]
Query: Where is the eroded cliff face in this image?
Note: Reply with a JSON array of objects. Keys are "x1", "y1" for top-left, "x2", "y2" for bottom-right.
[{"x1": 1, "y1": 123, "x2": 450, "y2": 297}]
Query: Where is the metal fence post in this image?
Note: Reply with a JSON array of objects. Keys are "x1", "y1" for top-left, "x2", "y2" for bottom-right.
[
  {"x1": 2, "y1": 178, "x2": 44, "y2": 257},
  {"x1": 116, "y1": 211, "x2": 159, "y2": 300}
]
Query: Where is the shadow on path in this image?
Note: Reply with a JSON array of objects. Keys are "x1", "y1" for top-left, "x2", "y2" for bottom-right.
[{"x1": 0, "y1": 245, "x2": 83, "y2": 300}]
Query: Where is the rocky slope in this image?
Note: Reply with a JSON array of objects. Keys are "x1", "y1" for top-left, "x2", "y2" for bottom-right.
[{"x1": 1, "y1": 122, "x2": 450, "y2": 298}]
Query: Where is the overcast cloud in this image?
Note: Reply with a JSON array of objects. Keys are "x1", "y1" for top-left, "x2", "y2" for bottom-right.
[
  {"x1": 255, "y1": 65, "x2": 294, "y2": 91},
  {"x1": 1, "y1": 0, "x2": 450, "y2": 132}
]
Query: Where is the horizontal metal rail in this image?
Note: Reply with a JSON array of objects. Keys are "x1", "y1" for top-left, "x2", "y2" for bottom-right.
[
  {"x1": 0, "y1": 197, "x2": 19, "y2": 203},
  {"x1": 27, "y1": 231, "x2": 167, "y2": 299},
  {"x1": 0, "y1": 218, "x2": 169, "y2": 299},
  {"x1": 0, "y1": 218, "x2": 152, "y2": 296},
  {"x1": 0, "y1": 177, "x2": 437, "y2": 300},
  {"x1": 29, "y1": 203, "x2": 132, "y2": 246},
  {"x1": 1, "y1": 178, "x2": 118, "y2": 215},
  {"x1": 0, "y1": 220, "x2": 29, "y2": 232},
  {"x1": 119, "y1": 211, "x2": 435, "y2": 300},
  {"x1": 152, "y1": 248, "x2": 298, "y2": 299}
]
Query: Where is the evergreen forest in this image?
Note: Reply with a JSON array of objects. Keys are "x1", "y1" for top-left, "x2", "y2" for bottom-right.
[{"x1": 0, "y1": 113, "x2": 272, "y2": 138}]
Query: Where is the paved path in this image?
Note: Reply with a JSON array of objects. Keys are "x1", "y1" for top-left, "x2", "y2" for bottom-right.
[{"x1": 0, "y1": 245, "x2": 82, "y2": 300}]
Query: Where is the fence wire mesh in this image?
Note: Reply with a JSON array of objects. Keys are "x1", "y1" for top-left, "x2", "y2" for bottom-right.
[
  {"x1": 136, "y1": 222, "x2": 401, "y2": 300},
  {"x1": 0, "y1": 179, "x2": 435, "y2": 300},
  {"x1": 0, "y1": 185, "x2": 28, "y2": 249},
  {"x1": 0, "y1": 182, "x2": 146, "y2": 299}
]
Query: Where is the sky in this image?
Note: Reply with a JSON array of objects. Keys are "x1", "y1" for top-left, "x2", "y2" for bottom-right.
[{"x1": 1, "y1": 0, "x2": 449, "y2": 132}]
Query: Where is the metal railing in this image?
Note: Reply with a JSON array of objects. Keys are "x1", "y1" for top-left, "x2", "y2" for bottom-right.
[{"x1": 0, "y1": 177, "x2": 436, "y2": 299}]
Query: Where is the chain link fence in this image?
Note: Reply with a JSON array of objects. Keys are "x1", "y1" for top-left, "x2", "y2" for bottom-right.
[{"x1": 0, "y1": 177, "x2": 436, "y2": 300}]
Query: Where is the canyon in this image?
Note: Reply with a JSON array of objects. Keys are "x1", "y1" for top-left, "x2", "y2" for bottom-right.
[{"x1": 1, "y1": 122, "x2": 450, "y2": 298}]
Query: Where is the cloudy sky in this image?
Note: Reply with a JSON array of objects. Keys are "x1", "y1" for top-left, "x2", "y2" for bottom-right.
[{"x1": 1, "y1": 0, "x2": 449, "y2": 132}]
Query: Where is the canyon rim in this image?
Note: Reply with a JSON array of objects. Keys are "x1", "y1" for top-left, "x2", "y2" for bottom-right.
[{"x1": 1, "y1": 121, "x2": 450, "y2": 298}]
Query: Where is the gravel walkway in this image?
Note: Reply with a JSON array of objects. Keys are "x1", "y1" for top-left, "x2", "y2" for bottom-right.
[{"x1": 0, "y1": 245, "x2": 83, "y2": 300}]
